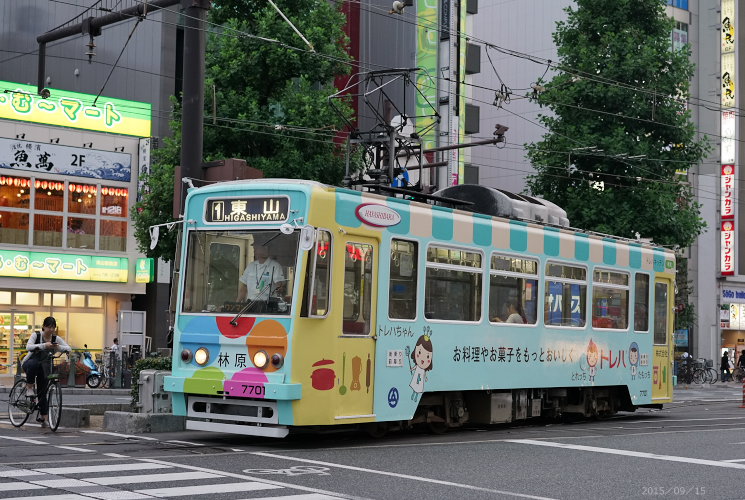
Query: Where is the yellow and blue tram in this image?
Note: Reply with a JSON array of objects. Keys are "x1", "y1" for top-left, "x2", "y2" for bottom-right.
[{"x1": 164, "y1": 179, "x2": 675, "y2": 437}]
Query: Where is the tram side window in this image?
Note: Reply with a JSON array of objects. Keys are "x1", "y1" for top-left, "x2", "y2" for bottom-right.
[
  {"x1": 389, "y1": 239, "x2": 418, "y2": 320},
  {"x1": 634, "y1": 274, "x2": 650, "y2": 332},
  {"x1": 301, "y1": 230, "x2": 331, "y2": 317},
  {"x1": 343, "y1": 242, "x2": 373, "y2": 335},
  {"x1": 489, "y1": 254, "x2": 537, "y2": 325},
  {"x1": 653, "y1": 281, "x2": 669, "y2": 345},
  {"x1": 591, "y1": 269, "x2": 629, "y2": 329},
  {"x1": 544, "y1": 262, "x2": 587, "y2": 327},
  {"x1": 425, "y1": 246, "x2": 482, "y2": 322}
]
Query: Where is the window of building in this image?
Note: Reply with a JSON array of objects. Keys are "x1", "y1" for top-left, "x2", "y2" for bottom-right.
[
  {"x1": 489, "y1": 254, "x2": 537, "y2": 325},
  {"x1": 343, "y1": 242, "x2": 374, "y2": 335},
  {"x1": 15, "y1": 292, "x2": 39, "y2": 306},
  {"x1": 672, "y1": 22, "x2": 688, "y2": 52},
  {"x1": 42, "y1": 293, "x2": 66, "y2": 307},
  {"x1": 425, "y1": 246, "x2": 482, "y2": 322},
  {"x1": 88, "y1": 295, "x2": 103, "y2": 308},
  {"x1": 389, "y1": 239, "x2": 418, "y2": 320},
  {"x1": 0, "y1": 291, "x2": 10, "y2": 305},
  {"x1": 70, "y1": 294, "x2": 86, "y2": 307},
  {"x1": 545, "y1": 262, "x2": 587, "y2": 327},
  {"x1": 592, "y1": 269, "x2": 629, "y2": 329},
  {"x1": 0, "y1": 176, "x2": 128, "y2": 252},
  {"x1": 301, "y1": 230, "x2": 331, "y2": 317},
  {"x1": 634, "y1": 274, "x2": 650, "y2": 332}
]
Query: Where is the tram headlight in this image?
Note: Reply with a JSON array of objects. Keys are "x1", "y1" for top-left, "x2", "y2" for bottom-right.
[
  {"x1": 253, "y1": 350, "x2": 269, "y2": 369},
  {"x1": 194, "y1": 347, "x2": 210, "y2": 366},
  {"x1": 271, "y1": 353, "x2": 284, "y2": 368},
  {"x1": 180, "y1": 349, "x2": 193, "y2": 363}
]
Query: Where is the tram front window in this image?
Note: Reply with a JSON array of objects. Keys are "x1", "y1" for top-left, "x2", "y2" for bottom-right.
[{"x1": 182, "y1": 230, "x2": 300, "y2": 315}]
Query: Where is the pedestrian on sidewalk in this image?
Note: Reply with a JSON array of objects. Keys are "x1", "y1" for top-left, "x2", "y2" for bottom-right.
[{"x1": 722, "y1": 351, "x2": 732, "y2": 383}]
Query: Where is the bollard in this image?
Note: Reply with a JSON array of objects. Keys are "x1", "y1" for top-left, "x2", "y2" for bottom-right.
[{"x1": 740, "y1": 379, "x2": 745, "y2": 409}]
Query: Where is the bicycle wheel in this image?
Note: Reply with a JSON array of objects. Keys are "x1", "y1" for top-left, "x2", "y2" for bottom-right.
[
  {"x1": 708, "y1": 368, "x2": 719, "y2": 384},
  {"x1": 46, "y1": 382, "x2": 62, "y2": 432},
  {"x1": 8, "y1": 380, "x2": 32, "y2": 427},
  {"x1": 100, "y1": 375, "x2": 110, "y2": 389},
  {"x1": 692, "y1": 369, "x2": 705, "y2": 384}
]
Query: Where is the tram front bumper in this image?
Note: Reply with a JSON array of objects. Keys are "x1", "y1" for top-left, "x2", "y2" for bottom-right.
[{"x1": 163, "y1": 375, "x2": 302, "y2": 400}]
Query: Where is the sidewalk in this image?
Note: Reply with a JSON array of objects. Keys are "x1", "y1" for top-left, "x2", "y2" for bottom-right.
[{"x1": 673, "y1": 380, "x2": 745, "y2": 401}]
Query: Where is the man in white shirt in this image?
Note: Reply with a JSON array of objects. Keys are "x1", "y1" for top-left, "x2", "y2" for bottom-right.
[{"x1": 237, "y1": 245, "x2": 284, "y2": 302}]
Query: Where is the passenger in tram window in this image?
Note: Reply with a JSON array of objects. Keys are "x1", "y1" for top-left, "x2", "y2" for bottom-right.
[
  {"x1": 237, "y1": 245, "x2": 285, "y2": 302},
  {"x1": 493, "y1": 301, "x2": 526, "y2": 324}
]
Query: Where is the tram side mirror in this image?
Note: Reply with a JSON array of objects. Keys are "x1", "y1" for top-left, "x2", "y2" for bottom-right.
[
  {"x1": 279, "y1": 223, "x2": 294, "y2": 235},
  {"x1": 299, "y1": 225, "x2": 316, "y2": 251},
  {"x1": 149, "y1": 225, "x2": 160, "y2": 250}
]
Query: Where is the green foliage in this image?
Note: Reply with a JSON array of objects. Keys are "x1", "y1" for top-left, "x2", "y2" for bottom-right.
[
  {"x1": 525, "y1": 0, "x2": 709, "y2": 249},
  {"x1": 130, "y1": 355, "x2": 172, "y2": 411},
  {"x1": 131, "y1": 0, "x2": 353, "y2": 259}
]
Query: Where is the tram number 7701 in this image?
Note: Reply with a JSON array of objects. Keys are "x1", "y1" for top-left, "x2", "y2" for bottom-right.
[{"x1": 241, "y1": 384, "x2": 265, "y2": 396}]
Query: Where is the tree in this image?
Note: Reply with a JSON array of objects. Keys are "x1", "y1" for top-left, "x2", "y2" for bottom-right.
[
  {"x1": 525, "y1": 0, "x2": 709, "y2": 249},
  {"x1": 132, "y1": 0, "x2": 354, "y2": 259}
]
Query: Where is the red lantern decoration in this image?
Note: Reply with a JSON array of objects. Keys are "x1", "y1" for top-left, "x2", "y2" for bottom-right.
[
  {"x1": 41, "y1": 181, "x2": 48, "y2": 189},
  {"x1": 13, "y1": 178, "x2": 20, "y2": 187},
  {"x1": 76, "y1": 185, "x2": 82, "y2": 193},
  {"x1": 102, "y1": 187, "x2": 108, "y2": 195},
  {"x1": 69, "y1": 184, "x2": 75, "y2": 192},
  {"x1": 36, "y1": 180, "x2": 41, "y2": 189},
  {"x1": 83, "y1": 185, "x2": 89, "y2": 194}
]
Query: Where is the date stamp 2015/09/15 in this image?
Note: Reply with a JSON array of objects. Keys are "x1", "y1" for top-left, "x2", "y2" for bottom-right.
[{"x1": 642, "y1": 486, "x2": 706, "y2": 496}]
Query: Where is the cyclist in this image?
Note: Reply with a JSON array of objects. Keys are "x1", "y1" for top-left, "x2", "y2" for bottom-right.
[{"x1": 21, "y1": 316, "x2": 71, "y2": 427}]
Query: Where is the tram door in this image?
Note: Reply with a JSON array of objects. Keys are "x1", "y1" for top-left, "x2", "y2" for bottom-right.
[
  {"x1": 652, "y1": 278, "x2": 673, "y2": 401},
  {"x1": 336, "y1": 237, "x2": 378, "y2": 418}
]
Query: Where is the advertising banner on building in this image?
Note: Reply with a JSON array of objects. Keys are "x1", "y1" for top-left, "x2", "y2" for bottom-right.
[
  {"x1": 0, "y1": 80, "x2": 151, "y2": 137},
  {"x1": 722, "y1": 0, "x2": 735, "y2": 53},
  {"x1": 722, "y1": 220, "x2": 735, "y2": 275},
  {"x1": 722, "y1": 52, "x2": 736, "y2": 108},
  {"x1": 0, "y1": 137, "x2": 131, "y2": 182},
  {"x1": 722, "y1": 164, "x2": 735, "y2": 219},
  {"x1": 0, "y1": 249, "x2": 128, "y2": 282}
]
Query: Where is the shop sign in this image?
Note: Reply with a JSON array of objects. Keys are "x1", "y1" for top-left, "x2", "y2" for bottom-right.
[
  {"x1": 722, "y1": 0, "x2": 735, "y2": 53},
  {"x1": 722, "y1": 112, "x2": 736, "y2": 164},
  {"x1": 722, "y1": 52, "x2": 736, "y2": 108},
  {"x1": 135, "y1": 258, "x2": 154, "y2": 283},
  {"x1": 731, "y1": 304, "x2": 740, "y2": 330},
  {"x1": 722, "y1": 305, "x2": 731, "y2": 328},
  {"x1": 722, "y1": 220, "x2": 735, "y2": 275},
  {"x1": 0, "y1": 80, "x2": 151, "y2": 137},
  {"x1": 0, "y1": 314, "x2": 29, "y2": 326},
  {"x1": 723, "y1": 288, "x2": 745, "y2": 301},
  {"x1": 673, "y1": 329, "x2": 688, "y2": 347},
  {"x1": 0, "y1": 137, "x2": 131, "y2": 182},
  {"x1": 721, "y1": 164, "x2": 735, "y2": 219},
  {"x1": 0, "y1": 250, "x2": 127, "y2": 282}
]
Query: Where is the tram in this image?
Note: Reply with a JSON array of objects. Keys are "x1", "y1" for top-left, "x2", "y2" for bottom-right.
[{"x1": 164, "y1": 179, "x2": 675, "y2": 437}]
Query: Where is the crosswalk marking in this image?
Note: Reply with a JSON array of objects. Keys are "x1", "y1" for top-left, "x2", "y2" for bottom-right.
[
  {"x1": 0, "y1": 469, "x2": 48, "y2": 478},
  {"x1": 135, "y1": 482, "x2": 283, "y2": 497},
  {"x1": 87, "y1": 471, "x2": 222, "y2": 485},
  {"x1": 53, "y1": 445, "x2": 96, "y2": 453},
  {"x1": 81, "y1": 430, "x2": 158, "y2": 441},
  {"x1": 34, "y1": 463, "x2": 172, "y2": 474},
  {"x1": 0, "y1": 435, "x2": 47, "y2": 445},
  {"x1": 30, "y1": 478, "x2": 94, "y2": 488},
  {"x1": 0, "y1": 481, "x2": 46, "y2": 492},
  {"x1": 0, "y1": 495, "x2": 89, "y2": 500},
  {"x1": 247, "y1": 495, "x2": 348, "y2": 500}
]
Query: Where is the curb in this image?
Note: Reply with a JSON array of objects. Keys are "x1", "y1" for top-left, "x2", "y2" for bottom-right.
[{"x1": 103, "y1": 411, "x2": 185, "y2": 433}]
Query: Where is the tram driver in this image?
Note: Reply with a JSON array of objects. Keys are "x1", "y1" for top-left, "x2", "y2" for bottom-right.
[{"x1": 237, "y1": 244, "x2": 285, "y2": 303}]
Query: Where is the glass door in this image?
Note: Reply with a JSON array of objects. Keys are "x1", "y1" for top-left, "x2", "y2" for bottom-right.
[{"x1": 0, "y1": 312, "x2": 36, "y2": 375}]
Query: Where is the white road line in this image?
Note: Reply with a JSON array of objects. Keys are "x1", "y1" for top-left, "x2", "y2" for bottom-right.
[
  {"x1": 35, "y1": 463, "x2": 172, "y2": 474},
  {"x1": 140, "y1": 458, "x2": 371, "y2": 500},
  {"x1": 722, "y1": 458, "x2": 745, "y2": 463},
  {"x1": 135, "y1": 482, "x2": 282, "y2": 497},
  {"x1": 0, "y1": 481, "x2": 46, "y2": 492},
  {"x1": 0, "y1": 470, "x2": 49, "y2": 478},
  {"x1": 90, "y1": 492, "x2": 151, "y2": 500},
  {"x1": 250, "y1": 452, "x2": 555, "y2": 500},
  {"x1": 625, "y1": 416, "x2": 745, "y2": 424},
  {"x1": 165, "y1": 440, "x2": 204, "y2": 446},
  {"x1": 81, "y1": 430, "x2": 158, "y2": 441},
  {"x1": 0, "y1": 495, "x2": 88, "y2": 500},
  {"x1": 53, "y1": 446, "x2": 96, "y2": 453},
  {"x1": 0, "y1": 435, "x2": 48, "y2": 445},
  {"x1": 30, "y1": 478, "x2": 92, "y2": 488},
  {"x1": 507, "y1": 439, "x2": 745, "y2": 470},
  {"x1": 103, "y1": 453, "x2": 130, "y2": 458},
  {"x1": 86, "y1": 471, "x2": 223, "y2": 485},
  {"x1": 243, "y1": 495, "x2": 348, "y2": 500}
]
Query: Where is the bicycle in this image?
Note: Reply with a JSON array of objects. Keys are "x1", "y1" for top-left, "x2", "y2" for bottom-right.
[
  {"x1": 7, "y1": 353, "x2": 66, "y2": 431},
  {"x1": 733, "y1": 367, "x2": 745, "y2": 383}
]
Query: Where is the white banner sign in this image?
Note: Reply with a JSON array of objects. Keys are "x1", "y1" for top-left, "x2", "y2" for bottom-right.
[
  {"x1": 722, "y1": 220, "x2": 735, "y2": 276},
  {"x1": 0, "y1": 137, "x2": 131, "y2": 181}
]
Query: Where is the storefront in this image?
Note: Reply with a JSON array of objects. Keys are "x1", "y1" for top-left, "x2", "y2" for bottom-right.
[
  {"x1": 720, "y1": 285, "x2": 745, "y2": 364},
  {"x1": 0, "y1": 81, "x2": 152, "y2": 375}
]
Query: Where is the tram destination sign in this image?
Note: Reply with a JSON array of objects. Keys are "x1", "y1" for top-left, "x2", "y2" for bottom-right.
[{"x1": 206, "y1": 196, "x2": 289, "y2": 223}]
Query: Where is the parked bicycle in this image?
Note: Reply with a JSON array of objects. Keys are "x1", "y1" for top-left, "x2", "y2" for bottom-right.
[{"x1": 7, "y1": 352, "x2": 66, "y2": 431}]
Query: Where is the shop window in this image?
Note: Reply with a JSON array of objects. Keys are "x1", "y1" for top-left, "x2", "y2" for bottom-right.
[
  {"x1": 0, "y1": 291, "x2": 10, "y2": 305},
  {"x1": 100, "y1": 220, "x2": 127, "y2": 251},
  {"x1": 34, "y1": 214, "x2": 62, "y2": 247},
  {"x1": 0, "y1": 175, "x2": 31, "y2": 208},
  {"x1": 42, "y1": 293, "x2": 66, "y2": 307},
  {"x1": 68, "y1": 183, "x2": 98, "y2": 215},
  {"x1": 88, "y1": 295, "x2": 103, "y2": 308},
  {"x1": 100, "y1": 187, "x2": 128, "y2": 217},
  {"x1": 67, "y1": 217, "x2": 96, "y2": 249},
  {"x1": 15, "y1": 292, "x2": 39, "y2": 306},
  {"x1": 34, "y1": 180, "x2": 64, "y2": 212},
  {"x1": 70, "y1": 294, "x2": 86, "y2": 307},
  {"x1": 0, "y1": 210, "x2": 29, "y2": 245}
]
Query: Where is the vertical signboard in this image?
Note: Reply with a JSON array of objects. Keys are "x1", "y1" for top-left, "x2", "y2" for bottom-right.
[
  {"x1": 722, "y1": 0, "x2": 735, "y2": 53},
  {"x1": 722, "y1": 52, "x2": 736, "y2": 108},
  {"x1": 722, "y1": 220, "x2": 735, "y2": 275},
  {"x1": 722, "y1": 164, "x2": 735, "y2": 219},
  {"x1": 416, "y1": 0, "x2": 438, "y2": 153}
]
